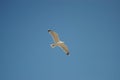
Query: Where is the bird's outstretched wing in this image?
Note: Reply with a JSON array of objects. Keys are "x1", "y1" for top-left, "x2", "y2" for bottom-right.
[
  {"x1": 59, "y1": 43, "x2": 69, "y2": 55},
  {"x1": 48, "y1": 30, "x2": 60, "y2": 42}
]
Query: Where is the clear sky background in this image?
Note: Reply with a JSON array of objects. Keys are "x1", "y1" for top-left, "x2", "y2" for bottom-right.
[{"x1": 0, "y1": 0, "x2": 120, "y2": 80}]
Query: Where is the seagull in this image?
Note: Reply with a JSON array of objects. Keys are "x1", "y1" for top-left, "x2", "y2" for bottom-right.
[{"x1": 48, "y1": 30, "x2": 69, "y2": 55}]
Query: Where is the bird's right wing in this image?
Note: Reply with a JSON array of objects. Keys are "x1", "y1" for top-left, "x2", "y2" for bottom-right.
[
  {"x1": 59, "y1": 43, "x2": 69, "y2": 55},
  {"x1": 48, "y1": 30, "x2": 60, "y2": 42}
]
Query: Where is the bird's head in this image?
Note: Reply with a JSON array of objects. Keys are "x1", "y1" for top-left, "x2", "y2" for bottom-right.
[{"x1": 59, "y1": 41, "x2": 64, "y2": 43}]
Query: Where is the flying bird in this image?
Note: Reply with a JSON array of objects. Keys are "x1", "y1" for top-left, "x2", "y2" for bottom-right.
[{"x1": 48, "y1": 30, "x2": 69, "y2": 55}]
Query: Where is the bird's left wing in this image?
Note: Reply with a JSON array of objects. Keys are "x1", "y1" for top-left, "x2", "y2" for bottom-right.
[
  {"x1": 48, "y1": 30, "x2": 60, "y2": 42},
  {"x1": 59, "y1": 43, "x2": 69, "y2": 55}
]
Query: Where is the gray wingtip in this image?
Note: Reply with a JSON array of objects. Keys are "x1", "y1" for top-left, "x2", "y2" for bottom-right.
[
  {"x1": 66, "y1": 52, "x2": 70, "y2": 56},
  {"x1": 48, "y1": 29, "x2": 52, "y2": 32}
]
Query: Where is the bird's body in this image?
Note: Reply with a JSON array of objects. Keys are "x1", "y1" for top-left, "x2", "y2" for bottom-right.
[
  {"x1": 50, "y1": 41, "x2": 64, "y2": 48},
  {"x1": 48, "y1": 30, "x2": 69, "y2": 55}
]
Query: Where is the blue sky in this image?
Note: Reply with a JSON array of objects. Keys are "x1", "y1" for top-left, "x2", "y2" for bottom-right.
[{"x1": 0, "y1": 0, "x2": 120, "y2": 80}]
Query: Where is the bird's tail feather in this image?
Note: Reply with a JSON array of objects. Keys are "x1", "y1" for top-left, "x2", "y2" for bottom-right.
[{"x1": 50, "y1": 44, "x2": 56, "y2": 48}]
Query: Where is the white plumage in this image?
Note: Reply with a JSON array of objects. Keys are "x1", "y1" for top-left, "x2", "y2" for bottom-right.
[{"x1": 48, "y1": 30, "x2": 69, "y2": 55}]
